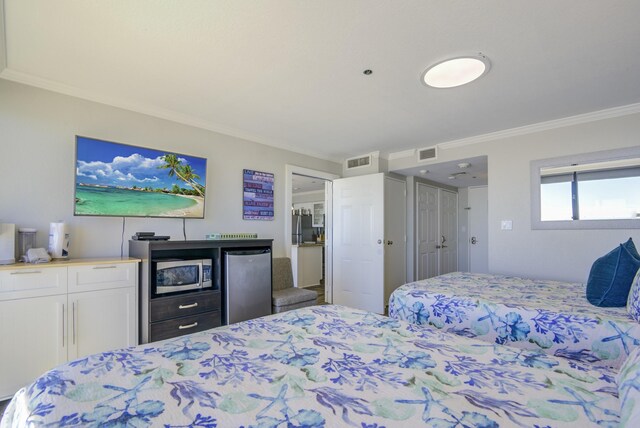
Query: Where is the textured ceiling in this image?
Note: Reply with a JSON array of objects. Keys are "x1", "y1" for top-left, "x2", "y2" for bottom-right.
[{"x1": 2, "y1": 1, "x2": 640, "y2": 162}]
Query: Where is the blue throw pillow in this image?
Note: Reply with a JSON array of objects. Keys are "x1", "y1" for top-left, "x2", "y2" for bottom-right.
[{"x1": 586, "y1": 238, "x2": 640, "y2": 307}]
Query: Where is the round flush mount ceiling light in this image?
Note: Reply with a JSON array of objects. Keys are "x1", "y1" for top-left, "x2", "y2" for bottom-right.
[{"x1": 422, "y1": 53, "x2": 490, "y2": 88}]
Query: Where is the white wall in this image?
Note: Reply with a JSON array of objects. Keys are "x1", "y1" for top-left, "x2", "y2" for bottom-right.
[
  {"x1": 391, "y1": 112, "x2": 640, "y2": 282},
  {"x1": 0, "y1": 80, "x2": 341, "y2": 259},
  {"x1": 292, "y1": 191, "x2": 324, "y2": 204}
]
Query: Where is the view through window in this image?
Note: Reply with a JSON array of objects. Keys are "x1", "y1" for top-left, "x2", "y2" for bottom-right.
[{"x1": 540, "y1": 159, "x2": 640, "y2": 221}]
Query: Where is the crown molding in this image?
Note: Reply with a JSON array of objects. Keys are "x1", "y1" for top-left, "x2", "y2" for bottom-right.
[
  {"x1": 438, "y1": 103, "x2": 640, "y2": 150},
  {"x1": 0, "y1": 67, "x2": 343, "y2": 163},
  {"x1": 386, "y1": 102, "x2": 640, "y2": 160}
]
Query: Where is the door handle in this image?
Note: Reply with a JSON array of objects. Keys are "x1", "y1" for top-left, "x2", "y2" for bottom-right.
[
  {"x1": 441, "y1": 235, "x2": 446, "y2": 244},
  {"x1": 471, "y1": 237, "x2": 477, "y2": 245}
]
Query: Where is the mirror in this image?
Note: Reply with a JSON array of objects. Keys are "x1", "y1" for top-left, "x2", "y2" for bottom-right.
[{"x1": 531, "y1": 146, "x2": 640, "y2": 229}]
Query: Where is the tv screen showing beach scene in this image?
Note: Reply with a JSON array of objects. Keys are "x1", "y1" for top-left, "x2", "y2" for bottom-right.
[{"x1": 74, "y1": 136, "x2": 207, "y2": 218}]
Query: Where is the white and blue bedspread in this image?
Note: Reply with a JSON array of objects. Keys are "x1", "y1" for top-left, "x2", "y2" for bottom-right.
[
  {"x1": 1, "y1": 305, "x2": 623, "y2": 427},
  {"x1": 389, "y1": 272, "x2": 640, "y2": 369}
]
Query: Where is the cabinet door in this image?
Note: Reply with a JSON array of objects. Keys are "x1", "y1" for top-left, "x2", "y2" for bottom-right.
[
  {"x1": 0, "y1": 295, "x2": 67, "y2": 400},
  {"x1": 298, "y1": 246, "x2": 322, "y2": 287},
  {"x1": 312, "y1": 202, "x2": 325, "y2": 227},
  {"x1": 68, "y1": 287, "x2": 136, "y2": 360}
]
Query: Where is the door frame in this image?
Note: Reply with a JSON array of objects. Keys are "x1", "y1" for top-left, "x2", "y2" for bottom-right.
[{"x1": 285, "y1": 165, "x2": 339, "y2": 301}]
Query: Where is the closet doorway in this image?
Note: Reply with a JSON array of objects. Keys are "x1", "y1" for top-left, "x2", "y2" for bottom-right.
[{"x1": 416, "y1": 182, "x2": 458, "y2": 280}]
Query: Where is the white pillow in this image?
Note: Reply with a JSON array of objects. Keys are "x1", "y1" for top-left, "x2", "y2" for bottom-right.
[{"x1": 626, "y1": 268, "x2": 640, "y2": 322}]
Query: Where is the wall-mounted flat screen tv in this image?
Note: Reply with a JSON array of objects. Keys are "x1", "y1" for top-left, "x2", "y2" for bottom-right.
[{"x1": 74, "y1": 136, "x2": 207, "y2": 218}]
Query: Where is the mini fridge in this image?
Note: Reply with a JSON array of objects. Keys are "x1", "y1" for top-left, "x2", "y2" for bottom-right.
[{"x1": 224, "y1": 248, "x2": 272, "y2": 324}]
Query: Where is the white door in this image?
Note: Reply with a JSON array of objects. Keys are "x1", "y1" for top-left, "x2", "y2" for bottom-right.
[
  {"x1": 68, "y1": 287, "x2": 136, "y2": 360},
  {"x1": 384, "y1": 177, "x2": 407, "y2": 305},
  {"x1": 324, "y1": 180, "x2": 333, "y2": 304},
  {"x1": 0, "y1": 295, "x2": 67, "y2": 400},
  {"x1": 468, "y1": 186, "x2": 489, "y2": 273},
  {"x1": 333, "y1": 173, "x2": 385, "y2": 313},
  {"x1": 416, "y1": 183, "x2": 439, "y2": 280},
  {"x1": 439, "y1": 189, "x2": 458, "y2": 274}
]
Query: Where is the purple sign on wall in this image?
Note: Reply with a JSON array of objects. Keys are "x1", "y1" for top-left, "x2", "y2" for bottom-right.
[{"x1": 243, "y1": 169, "x2": 274, "y2": 220}]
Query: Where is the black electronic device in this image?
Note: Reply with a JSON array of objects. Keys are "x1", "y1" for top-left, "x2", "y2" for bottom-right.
[
  {"x1": 135, "y1": 232, "x2": 156, "y2": 237},
  {"x1": 131, "y1": 234, "x2": 170, "y2": 241}
]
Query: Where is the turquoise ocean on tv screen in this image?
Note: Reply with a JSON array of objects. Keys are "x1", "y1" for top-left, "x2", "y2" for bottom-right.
[{"x1": 75, "y1": 185, "x2": 196, "y2": 217}]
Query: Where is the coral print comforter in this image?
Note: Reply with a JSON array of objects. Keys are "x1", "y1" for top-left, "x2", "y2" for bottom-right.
[
  {"x1": 1, "y1": 305, "x2": 623, "y2": 427},
  {"x1": 389, "y1": 272, "x2": 640, "y2": 369}
]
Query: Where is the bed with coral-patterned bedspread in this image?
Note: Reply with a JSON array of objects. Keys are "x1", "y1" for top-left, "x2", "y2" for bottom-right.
[
  {"x1": 0, "y1": 305, "x2": 628, "y2": 427},
  {"x1": 389, "y1": 272, "x2": 640, "y2": 369}
]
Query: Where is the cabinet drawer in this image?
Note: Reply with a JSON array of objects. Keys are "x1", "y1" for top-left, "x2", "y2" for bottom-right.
[
  {"x1": 0, "y1": 266, "x2": 67, "y2": 301},
  {"x1": 68, "y1": 263, "x2": 136, "y2": 293},
  {"x1": 150, "y1": 311, "x2": 222, "y2": 342},
  {"x1": 150, "y1": 291, "x2": 220, "y2": 322}
]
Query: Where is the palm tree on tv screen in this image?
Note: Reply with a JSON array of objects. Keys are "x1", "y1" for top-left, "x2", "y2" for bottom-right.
[{"x1": 159, "y1": 154, "x2": 205, "y2": 197}]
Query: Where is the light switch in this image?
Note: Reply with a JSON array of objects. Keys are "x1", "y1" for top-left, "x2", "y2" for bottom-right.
[{"x1": 501, "y1": 220, "x2": 513, "y2": 230}]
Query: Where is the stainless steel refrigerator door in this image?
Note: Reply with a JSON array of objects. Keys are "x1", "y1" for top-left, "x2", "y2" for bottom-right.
[{"x1": 225, "y1": 250, "x2": 272, "y2": 324}]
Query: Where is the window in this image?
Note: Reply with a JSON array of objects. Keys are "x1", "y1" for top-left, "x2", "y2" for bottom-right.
[{"x1": 531, "y1": 147, "x2": 640, "y2": 229}]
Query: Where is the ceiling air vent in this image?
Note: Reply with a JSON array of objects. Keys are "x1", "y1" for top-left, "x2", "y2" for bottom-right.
[
  {"x1": 417, "y1": 146, "x2": 437, "y2": 162},
  {"x1": 346, "y1": 155, "x2": 371, "y2": 169}
]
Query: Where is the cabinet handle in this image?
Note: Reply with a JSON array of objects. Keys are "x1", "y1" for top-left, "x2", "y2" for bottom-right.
[
  {"x1": 10, "y1": 270, "x2": 42, "y2": 275},
  {"x1": 178, "y1": 322, "x2": 198, "y2": 330},
  {"x1": 72, "y1": 302, "x2": 77, "y2": 345},
  {"x1": 93, "y1": 265, "x2": 117, "y2": 269},
  {"x1": 62, "y1": 303, "x2": 65, "y2": 347},
  {"x1": 178, "y1": 302, "x2": 198, "y2": 309}
]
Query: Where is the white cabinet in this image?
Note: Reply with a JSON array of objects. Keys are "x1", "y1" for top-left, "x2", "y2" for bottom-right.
[
  {"x1": 0, "y1": 259, "x2": 138, "y2": 400},
  {"x1": 312, "y1": 202, "x2": 324, "y2": 227},
  {"x1": 0, "y1": 294, "x2": 67, "y2": 401},
  {"x1": 291, "y1": 245, "x2": 322, "y2": 288},
  {"x1": 68, "y1": 286, "x2": 136, "y2": 360}
]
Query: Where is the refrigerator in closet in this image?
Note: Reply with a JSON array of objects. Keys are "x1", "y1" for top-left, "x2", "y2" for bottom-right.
[{"x1": 224, "y1": 248, "x2": 272, "y2": 324}]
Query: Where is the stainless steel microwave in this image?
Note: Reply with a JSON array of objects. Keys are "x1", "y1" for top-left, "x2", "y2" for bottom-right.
[{"x1": 154, "y1": 259, "x2": 212, "y2": 295}]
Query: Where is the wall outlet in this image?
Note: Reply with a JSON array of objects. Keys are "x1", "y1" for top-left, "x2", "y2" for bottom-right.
[{"x1": 501, "y1": 220, "x2": 513, "y2": 230}]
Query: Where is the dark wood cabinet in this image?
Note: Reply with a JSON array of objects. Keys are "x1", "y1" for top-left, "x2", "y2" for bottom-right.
[
  {"x1": 149, "y1": 290, "x2": 221, "y2": 323},
  {"x1": 150, "y1": 309, "x2": 222, "y2": 342},
  {"x1": 130, "y1": 239, "x2": 272, "y2": 344}
]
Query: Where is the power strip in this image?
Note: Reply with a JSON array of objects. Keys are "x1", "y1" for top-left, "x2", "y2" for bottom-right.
[{"x1": 205, "y1": 233, "x2": 258, "y2": 240}]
